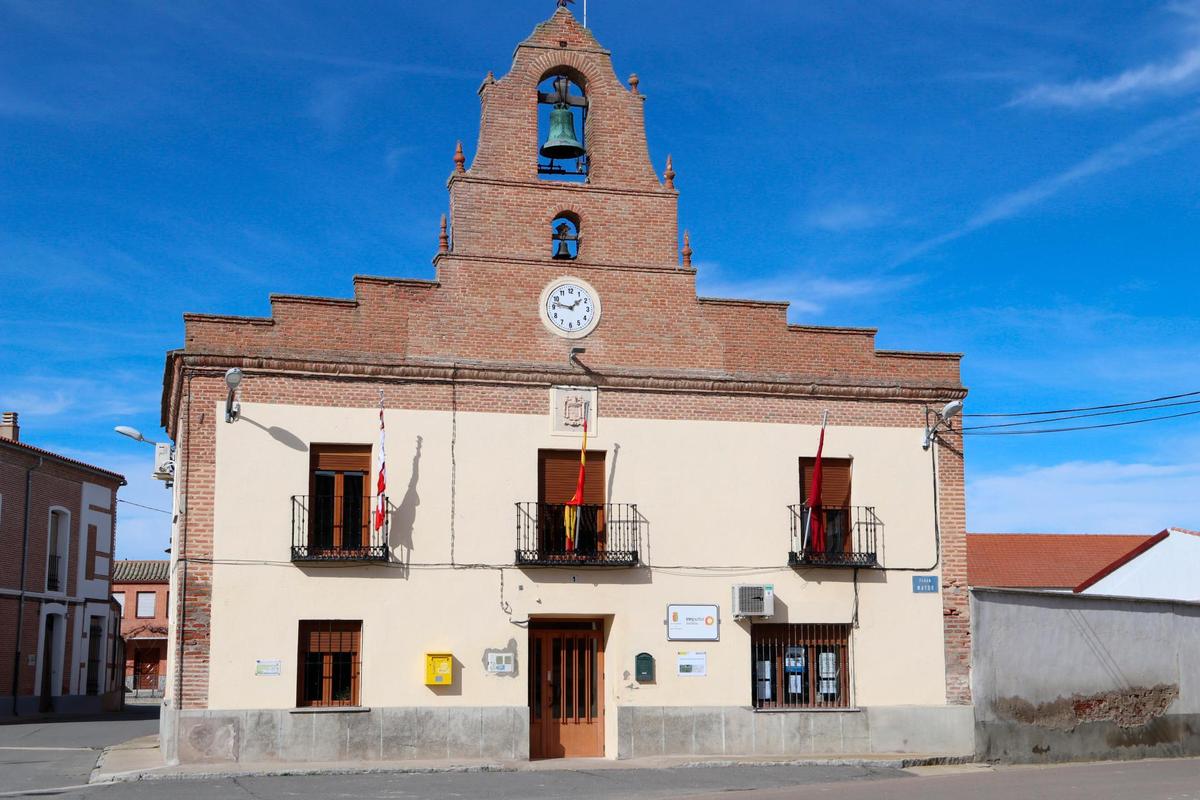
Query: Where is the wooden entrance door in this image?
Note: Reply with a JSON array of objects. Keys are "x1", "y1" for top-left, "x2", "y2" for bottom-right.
[
  {"x1": 134, "y1": 648, "x2": 159, "y2": 690},
  {"x1": 529, "y1": 622, "x2": 604, "y2": 758}
]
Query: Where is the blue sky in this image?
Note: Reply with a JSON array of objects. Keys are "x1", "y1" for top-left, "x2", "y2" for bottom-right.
[{"x1": 2, "y1": 0, "x2": 1198, "y2": 559}]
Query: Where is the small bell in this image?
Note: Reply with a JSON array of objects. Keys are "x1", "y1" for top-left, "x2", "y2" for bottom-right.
[
  {"x1": 541, "y1": 104, "x2": 586, "y2": 161},
  {"x1": 552, "y1": 222, "x2": 577, "y2": 259}
]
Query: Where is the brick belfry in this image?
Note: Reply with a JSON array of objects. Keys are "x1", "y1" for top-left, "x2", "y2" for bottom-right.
[{"x1": 448, "y1": 6, "x2": 678, "y2": 268}]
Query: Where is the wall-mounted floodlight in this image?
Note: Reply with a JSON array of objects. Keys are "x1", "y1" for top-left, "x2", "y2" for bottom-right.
[
  {"x1": 225, "y1": 368, "x2": 243, "y2": 423},
  {"x1": 923, "y1": 399, "x2": 964, "y2": 450}
]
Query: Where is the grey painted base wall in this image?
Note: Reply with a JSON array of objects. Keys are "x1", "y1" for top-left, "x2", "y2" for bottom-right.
[
  {"x1": 618, "y1": 706, "x2": 974, "y2": 759},
  {"x1": 164, "y1": 704, "x2": 973, "y2": 765},
  {"x1": 163, "y1": 706, "x2": 530, "y2": 765},
  {"x1": 977, "y1": 716, "x2": 1200, "y2": 764}
]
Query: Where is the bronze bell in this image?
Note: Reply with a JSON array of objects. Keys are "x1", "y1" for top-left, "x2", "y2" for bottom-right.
[
  {"x1": 553, "y1": 222, "x2": 576, "y2": 259},
  {"x1": 540, "y1": 104, "x2": 586, "y2": 160}
]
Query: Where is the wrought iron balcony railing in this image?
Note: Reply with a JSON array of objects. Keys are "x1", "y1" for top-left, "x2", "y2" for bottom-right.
[
  {"x1": 515, "y1": 502, "x2": 640, "y2": 567},
  {"x1": 291, "y1": 495, "x2": 389, "y2": 562},
  {"x1": 788, "y1": 504, "x2": 881, "y2": 568},
  {"x1": 46, "y1": 554, "x2": 62, "y2": 591}
]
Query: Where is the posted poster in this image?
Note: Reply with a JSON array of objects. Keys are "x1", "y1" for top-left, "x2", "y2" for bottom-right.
[{"x1": 676, "y1": 651, "x2": 707, "y2": 677}]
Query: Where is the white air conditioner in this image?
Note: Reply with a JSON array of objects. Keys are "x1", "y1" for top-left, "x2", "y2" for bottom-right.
[
  {"x1": 732, "y1": 584, "x2": 775, "y2": 618},
  {"x1": 152, "y1": 442, "x2": 175, "y2": 482}
]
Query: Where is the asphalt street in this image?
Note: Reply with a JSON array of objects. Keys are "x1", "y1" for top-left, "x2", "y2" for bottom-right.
[
  {"x1": 71, "y1": 759, "x2": 1200, "y2": 800},
  {"x1": 0, "y1": 705, "x2": 159, "y2": 796}
]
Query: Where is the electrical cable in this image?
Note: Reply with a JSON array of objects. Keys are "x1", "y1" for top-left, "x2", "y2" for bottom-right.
[
  {"x1": 118, "y1": 498, "x2": 172, "y2": 514},
  {"x1": 964, "y1": 407, "x2": 1200, "y2": 435},
  {"x1": 961, "y1": 398, "x2": 1200, "y2": 431},
  {"x1": 962, "y1": 389, "x2": 1200, "y2": 418}
]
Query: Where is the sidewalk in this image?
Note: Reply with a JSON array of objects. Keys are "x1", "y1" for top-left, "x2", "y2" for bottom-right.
[{"x1": 91, "y1": 735, "x2": 974, "y2": 784}]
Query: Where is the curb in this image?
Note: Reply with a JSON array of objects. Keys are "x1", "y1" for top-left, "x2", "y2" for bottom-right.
[{"x1": 90, "y1": 751, "x2": 973, "y2": 784}]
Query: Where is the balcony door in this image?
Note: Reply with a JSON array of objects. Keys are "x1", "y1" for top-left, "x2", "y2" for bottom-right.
[
  {"x1": 529, "y1": 619, "x2": 604, "y2": 759},
  {"x1": 798, "y1": 457, "x2": 852, "y2": 555},
  {"x1": 310, "y1": 445, "x2": 372, "y2": 555},
  {"x1": 537, "y1": 449, "x2": 606, "y2": 558}
]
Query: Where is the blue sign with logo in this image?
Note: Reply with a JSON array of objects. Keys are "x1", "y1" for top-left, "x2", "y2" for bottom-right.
[{"x1": 912, "y1": 576, "x2": 939, "y2": 593}]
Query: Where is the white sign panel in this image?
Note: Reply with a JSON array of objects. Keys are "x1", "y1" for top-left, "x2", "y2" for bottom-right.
[
  {"x1": 254, "y1": 659, "x2": 282, "y2": 677},
  {"x1": 667, "y1": 604, "x2": 719, "y2": 641},
  {"x1": 486, "y1": 652, "x2": 515, "y2": 674},
  {"x1": 676, "y1": 651, "x2": 707, "y2": 677}
]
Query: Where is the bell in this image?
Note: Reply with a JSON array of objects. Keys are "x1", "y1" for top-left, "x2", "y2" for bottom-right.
[
  {"x1": 553, "y1": 238, "x2": 573, "y2": 259},
  {"x1": 540, "y1": 105, "x2": 586, "y2": 160}
]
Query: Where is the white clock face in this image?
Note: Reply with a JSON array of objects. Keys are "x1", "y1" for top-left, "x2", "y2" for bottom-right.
[{"x1": 541, "y1": 278, "x2": 601, "y2": 338}]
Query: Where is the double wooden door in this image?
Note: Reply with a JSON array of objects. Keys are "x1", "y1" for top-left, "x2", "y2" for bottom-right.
[{"x1": 529, "y1": 623, "x2": 604, "y2": 758}]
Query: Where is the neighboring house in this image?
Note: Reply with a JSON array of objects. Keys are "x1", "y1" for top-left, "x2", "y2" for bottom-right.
[
  {"x1": 0, "y1": 411, "x2": 126, "y2": 715},
  {"x1": 159, "y1": 7, "x2": 973, "y2": 765},
  {"x1": 113, "y1": 560, "x2": 170, "y2": 697},
  {"x1": 967, "y1": 533, "x2": 1151, "y2": 590},
  {"x1": 1075, "y1": 528, "x2": 1200, "y2": 601}
]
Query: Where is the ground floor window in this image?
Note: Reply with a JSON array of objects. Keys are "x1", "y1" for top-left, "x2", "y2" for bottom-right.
[
  {"x1": 751, "y1": 623, "x2": 851, "y2": 709},
  {"x1": 297, "y1": 620, "x2": 362, "y2": 707}
]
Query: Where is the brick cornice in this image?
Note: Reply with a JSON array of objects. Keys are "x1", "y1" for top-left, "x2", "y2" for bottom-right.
[
  {"x1": 448, "y1": 173, "x2": 670, "y2": 199},
  {"x1": 161, "y1": 350, "x2": 967, "y2": 437}
]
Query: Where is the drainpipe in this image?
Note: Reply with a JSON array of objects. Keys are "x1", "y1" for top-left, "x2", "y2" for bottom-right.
[{"x1": 11, "y1": 456, "x2": 44, "y2": 716}]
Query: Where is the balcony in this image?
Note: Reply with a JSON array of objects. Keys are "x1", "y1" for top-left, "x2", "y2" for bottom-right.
[
  {"x1": 291, "y1": 495, "x2": 389, "y2": 562},
  {"x1": 515, "y1": 502, "x2": 640, "y2": 567},
  {"x1": 46, "y1": 554, "x2": 62, "y2": 591},
  {"x1": 788, "y1": 504, "x2": 881, "y2": 568}
]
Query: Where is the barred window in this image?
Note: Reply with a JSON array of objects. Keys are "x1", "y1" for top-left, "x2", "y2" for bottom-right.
[
  {"x1": 751, "y1": 623, "x2": 851, "y2": 709},
  {"x1": 297, "y1": 620, "x2": 362, "y2": 707}
]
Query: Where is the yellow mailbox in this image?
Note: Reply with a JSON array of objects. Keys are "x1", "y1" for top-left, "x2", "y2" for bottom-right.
[{"x1": 424, "y1": 653, "x2": 453, "y2": 686}]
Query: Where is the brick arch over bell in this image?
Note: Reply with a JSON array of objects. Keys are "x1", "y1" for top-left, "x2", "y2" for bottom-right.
[{"x1": 469, "y1": 36, "x2": 661, "y2": 189}]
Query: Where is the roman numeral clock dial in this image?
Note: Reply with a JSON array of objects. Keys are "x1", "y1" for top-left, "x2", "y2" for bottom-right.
[{"x1": 539, "y1": 277, "x2": 602, "y2": 339}]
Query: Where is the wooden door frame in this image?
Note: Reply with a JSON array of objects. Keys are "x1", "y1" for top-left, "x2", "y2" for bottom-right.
[{"x1": 528, "y1": 618, "x2": 606, "y2": 759}]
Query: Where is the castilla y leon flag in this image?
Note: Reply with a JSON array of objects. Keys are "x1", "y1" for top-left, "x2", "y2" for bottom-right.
[
  {"x1": 807, "y1": 413, "x2": 828, "y2": 554},
  {"x1": 563, "y1": 418, "x2": 588, "y2": 553},
  {"x1": 374, "y1": 395, "x2": 387, "y2": 532}
]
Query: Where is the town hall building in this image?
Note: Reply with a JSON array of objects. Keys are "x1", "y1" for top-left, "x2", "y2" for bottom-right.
[{"x1": 159, "y1": 6, "x2": 972, "y2": 763}]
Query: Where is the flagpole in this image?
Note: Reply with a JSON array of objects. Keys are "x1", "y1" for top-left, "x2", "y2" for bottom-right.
[{"x1": 802, "y1": 411, "x2": 830, "y2": 556}]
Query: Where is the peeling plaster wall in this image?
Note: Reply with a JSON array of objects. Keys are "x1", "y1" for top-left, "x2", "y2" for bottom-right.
[{"x1": 972, "y1": 588, "x2": 1200, "y2": 763}]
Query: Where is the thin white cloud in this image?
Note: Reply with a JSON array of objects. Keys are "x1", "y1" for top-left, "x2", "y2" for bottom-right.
[
  {"x1": 803, "y1": 202, "x2": 894, "y2": 233},
  {"x1": 1013, "y1": 46, "x2": 1200, "y2": 109},
  {"x1": 893, "y1": 107, "x2": 1200, "y2": 266},
  {"x1": 969, "y1": 459, "x2": 1200, "y2": 534},
  {"x1": 696, "y1": 263, "x2": 920, "y2": 317}
]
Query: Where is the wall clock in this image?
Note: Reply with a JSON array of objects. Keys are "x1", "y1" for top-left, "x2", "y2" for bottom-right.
[{"x1": 539, "y1": 276, "x2": 601, "y2": 339}]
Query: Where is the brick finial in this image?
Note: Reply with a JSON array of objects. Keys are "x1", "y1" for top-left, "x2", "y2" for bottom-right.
[
  {"x1": 664, "y1": 154, "x2": 675, "y2": 190},
  {"x1": 453, "y1": 140, "x2": 466, "y2": 173},
  {"x1": 681, "y1": 230, "x2": 693, "y2": 269},
  {"x1": 438, "y1": 214, "x2": 449, "y2": 254},
  {"x1": 628, "y1": 73, "x2": 640, "y2": 92}
]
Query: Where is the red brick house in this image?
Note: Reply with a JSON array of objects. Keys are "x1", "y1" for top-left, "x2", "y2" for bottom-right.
[
  {"x1": 0, "y1": 412, "x2": 126, "y2": 715},
  {"x1": 113, "y1": 560, "x2": 170, "y2": 697}
]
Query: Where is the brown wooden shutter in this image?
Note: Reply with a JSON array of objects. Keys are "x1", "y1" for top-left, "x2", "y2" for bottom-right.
[
  {"x1": 799, "y1": 457, "x2": 852, "y2": 507},
  {"x1": 310, "y1": 445, "x2": 371, "y2": 473},
  {"x1": 539, "y1": 449, "x2": 606, "y2": 504}
]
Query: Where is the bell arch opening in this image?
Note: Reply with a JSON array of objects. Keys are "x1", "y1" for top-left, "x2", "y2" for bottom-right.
[
  {"x1": 537, "y1": 71, "x2": 588, "y2": 181},
  {"x1": 550, "y1": 212, "x2": 580, "y2": 259}
]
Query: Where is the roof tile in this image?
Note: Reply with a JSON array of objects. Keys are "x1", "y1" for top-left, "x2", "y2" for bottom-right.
[{"x1": 967, "y1": 533, "x2": 1152, "y2": 589}]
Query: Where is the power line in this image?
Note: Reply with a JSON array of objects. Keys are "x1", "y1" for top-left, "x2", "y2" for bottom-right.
[
  {"x1": 961, "y1": 398, "x2": 1200, "y2": 431},
  {"x1": 118, "y1": 498, "x2": 171, "y2": 515},
  {"x1": 963, "y1": 389, "x2": 1200, "y2": 419},
  {"x1": 963, "y1": 407, "x2": 1200, "y2": 436}
]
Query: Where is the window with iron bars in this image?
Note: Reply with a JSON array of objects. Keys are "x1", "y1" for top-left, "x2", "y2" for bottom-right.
[
  {"x1": 297, "y1": 620, "x2": 362, "y2": 708},
  {"x1": 751, "y1": 623, "x2": 851, "y2": 710}
]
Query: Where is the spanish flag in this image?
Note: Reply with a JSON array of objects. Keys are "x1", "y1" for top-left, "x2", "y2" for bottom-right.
[{"x1": 563, "y1": 419, "x2": 588, "y2": 552}]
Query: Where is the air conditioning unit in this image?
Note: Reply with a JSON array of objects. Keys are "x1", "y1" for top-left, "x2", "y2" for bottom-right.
[
  {"x1": 732, "y1": 584, "x2": 775, "y2": 618},
  {"x1": 152, "y1": 442, "x2": 175, "y2": 482}
]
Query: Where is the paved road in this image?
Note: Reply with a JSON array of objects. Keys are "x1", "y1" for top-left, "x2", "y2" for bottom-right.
[
  {"x1": 0, "y1": 706, "x2": 159, "y2": 795},
  {"x1": 1, "y1": 757, "x2": 1196, "y2": 799}
]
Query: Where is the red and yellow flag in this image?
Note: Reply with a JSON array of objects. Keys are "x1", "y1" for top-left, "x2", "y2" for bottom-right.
[{"x1": 563, "y1": 419, "x2": 588, "y2": 552}]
